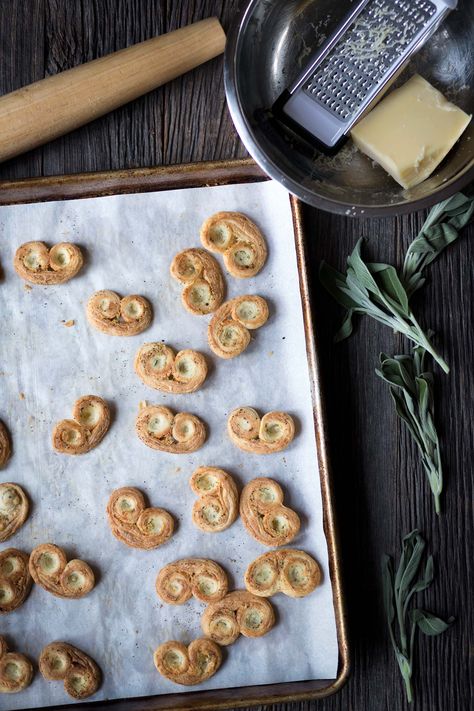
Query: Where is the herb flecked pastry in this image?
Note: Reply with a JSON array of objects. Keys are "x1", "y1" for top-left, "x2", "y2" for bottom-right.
[
  {"x1": 200, "y1": 212, "x2": 268, "y2": 278},
  {"x1": 156, "y1": 558, "x2": 228, "y2": 604},
  {"x1": 227, "y1": 407, "x2": 295, "y2": 454},
  {"x1": 240, "y1": 478, "x2": 301, "y2": 547},
  {"x1": 189, "y1": 466, "x2": 238, "y2": 532},
  {"x1": 0, "y1": 548, "x2": 32, "y2": 614},
  {"x1": 29, "y1": 543, "x2": 95, "y2": 599},
  {"x1": 134, "y1": 342, "x2": 208, "y2": 394},
  {"x1": 0, "y1": 421, "x2": 11, "y2": 469},
  {"x1": 107, "y1": 487, "x2": 174, "y2": 549},
  {"x1": 245, "y1": 549, "x2": 321, "y2": 598},
  {"x1": 0, "y1": 483, "x2": 29, "y2": 542},
  {"x1": 13, "y1": 241, "x2": 83, "y2": 285},
  {"x1": 0, "y1": 636, "x2": 33, "y2": 693},
  {"x1": 208, "y1": 295, "x2": 269, "y2": 359},
  {"x1": 39, "y1": 641, "x2": 101, "y2": 699},
  {"x1": 154, "y1": 638, "x2": 222, "y2": 686},
  {"x1": 52, "y1": 395, "x2": 110, "y2": 455},
  {"x1": 136, "y1": 404, "x2": 206, "y2": 454},
  {"x1": 86, "y1": 290, "x2": 152, "y2": 336},
  {"x1": 201, "y1": 590, "x2": 275, "y2": 645},
  {"x1": 170, "y1": 248, "x2": 225, "y2": 315}
]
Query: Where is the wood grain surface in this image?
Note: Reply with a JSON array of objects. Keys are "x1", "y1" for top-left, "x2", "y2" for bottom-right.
[{"x1": 0, "y1": 2, "x2": 472, "y2": 711}]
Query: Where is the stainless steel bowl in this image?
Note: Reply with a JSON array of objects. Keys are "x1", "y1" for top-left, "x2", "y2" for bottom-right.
[{"x1": 224, "y1": 0, "x2": 474, "y2": 216}]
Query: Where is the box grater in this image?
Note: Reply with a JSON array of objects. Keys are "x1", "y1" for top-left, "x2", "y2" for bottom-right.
[{"x1": 276, "y1": 0, "x2": 457, "y2": 151}]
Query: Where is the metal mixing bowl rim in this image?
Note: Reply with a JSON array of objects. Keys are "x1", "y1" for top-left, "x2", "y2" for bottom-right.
[{"x1": 224, "y1": 0, "x2": 474, "y2": 217}]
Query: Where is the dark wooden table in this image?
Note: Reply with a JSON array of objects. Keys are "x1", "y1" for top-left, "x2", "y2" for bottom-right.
[{"x1": 0, "y1": 3, "x2": 472, "y2": 711}]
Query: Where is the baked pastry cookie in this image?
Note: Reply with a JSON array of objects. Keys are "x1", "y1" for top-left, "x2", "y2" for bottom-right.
[
  {"x1": 52, "y1": 395, "x2": 110, "y2": 455},
  {"x1": 156, "y1": 559, "x2": 228, "y2": 604},
  {"x1": 29, "y1": 543, "x2": 95, "y2": 599},
  {"x1": 86, "y1": 290, "x2": 152, "y2": 336},
  {"x1": 134, "y1": 342, "x2": 208, "y2": 394},
  {"x1": 227, "y1": 407, "x2": 295, "y2": 454},
  {"x1": 136, "y1": 405, "x2": 206, "y2": 453},
  {"x1": 39, "y1": 641, "x2": 101, "y2": 699},
  {"x1": 201, "y1": 590, "x2": 275, "y2": 646},
  {"x1": 170, "y1": 248, "x2": 225, "y2": 315},
  {"x1": 0, "y1": 421, "x2": 11, "y2": 469},
  {"x1": 200, "y1": 212, "x2": 267, "y2": 278},
  {"x1": 208, "y1": 295, "x2": 269, "y2": 359},
  {"x1": 107, "y1": 487, "x2": 174, "y2": 549},
  {"x1": 245, "y1": 549, "x2": 321, "y2": 598},
  {"x1": 0, "y1": 637, "x2": 33, "y2": 693},
  {"x1": 154, "y1": 638, "x2": 222, "y2": 686},
  {"x1": 13, "y1": 241, "x2": 83, "y2": 285},
  {"x1": 0, "y1": 549, "x2": 32, "y2": 614},
  {"x1": 240, "y1": 478, "x2": 300, "y2": 547},
  {"x1": 0, "y1": 483, "x2": 29, "y2": 542},
  {"x1": 190, "y1": 467, "x2": 238, "y2": 532}
]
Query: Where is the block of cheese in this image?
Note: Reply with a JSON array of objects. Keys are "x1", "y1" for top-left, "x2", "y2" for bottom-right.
[{"x1": 350, "y1": 74, "x2": 472, "y2": 189}]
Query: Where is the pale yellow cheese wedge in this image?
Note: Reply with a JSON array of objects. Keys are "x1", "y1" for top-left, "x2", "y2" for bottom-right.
[{"x1": 350, "y1": 74, "x2": 472, "y2": 189}]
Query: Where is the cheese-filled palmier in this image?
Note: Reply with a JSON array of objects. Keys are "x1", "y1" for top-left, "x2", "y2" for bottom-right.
[
  {"x1": 227, "y1": 407, "x2": 294, "y2": 454},
  {"x1": 0, "y1": 549, "x2": 32, "y2": 614},
  {"x1": 0, "y1": 483, "x2": 29, "y2": 542},
  {"x1": 240, "y1": 477, "x2": 301, "y2": 546},
  {"x1": 134, "y1": 342, "x2": 207, "y2": 394},
  {"x1": 154, "y1": 638, "x2": 222, "y2": 686},
  {"x1": 208, "y1": 295, "x2": 269, "y2": 359},
  {"x1": 156, "y1": 558, "x2": 228, "y2": 604},
  {"x1": 170, "y1": 248, "x2": 224, "y2": 315},
  {"x1": 52, "y1": 395, "x2": 110, "y2": 455},
  {"x1": 14, "y1": 241, "x2": 83, "y2": 285},
  {"x1": 189, "y1": 467, "x2": 238, "y2": 532},
  {"x1": 39, "y1": 641, "x2": 101, "y2": 699},
  {"x1": 245, "y1": 549, "x2": 321, "y2": 597},
  {"x1": 200, "y1": 212, "x2": 267, "y2": 278},
  {"x1": 29, "y1": 544, "x2": 95, "y2": 599},
  {"x1": 107, "y1": 487, "x2": 174, "y2": 549},
  {"x1": 87, "y1": 290, "x2": 152, "y2": 336},
  {"x1": 136, "y1": 405, "x2": 206, "y2": 454},
  {"x1": 0, "y1": 637, "x2": 33, "y2": 693},
  {"x1": 201, "y1": 590, "x2": 275, "y2": 645}
]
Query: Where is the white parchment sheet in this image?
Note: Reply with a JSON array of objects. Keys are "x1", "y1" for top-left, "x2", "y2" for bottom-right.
[{"x1": 0, "y1": 179, "x2": 338, "y2": 709}]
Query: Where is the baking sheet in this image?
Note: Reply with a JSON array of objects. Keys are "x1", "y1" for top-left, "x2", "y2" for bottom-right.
[{"x1": 0, "y1": 179, "x2": 338, "y2": 709}]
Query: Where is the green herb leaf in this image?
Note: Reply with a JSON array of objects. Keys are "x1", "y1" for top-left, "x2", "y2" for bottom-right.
[{"x1": 410, "y1": 609, "x2": 452, "y2": 636}]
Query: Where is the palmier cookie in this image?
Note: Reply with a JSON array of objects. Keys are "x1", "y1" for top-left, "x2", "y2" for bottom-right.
[
  {"x1": 134, "y1": 342, "x2": 207, "y2": 394},
  {"x1": 52, "y1": 395, "x2": 110, "y2": 455},
  {"x1": 107, "y1": 487, "x2": 174, "y2": 549},
  {"x1": 156, "y1": 559, "x2": 228, "y2": 605},
  {"x1": 208, "y1": 295, "x2": 269, "y2": 359},
  {"x1": 190, "y1": 467, "x2": 238, "y2": 533},
  {"x1": 87, "y1": 290, "x2": 152, "y2": 336},
  {"x1": 0, "y1": 421, "x2": 11, "y2": 468},
  {"x1": 0, "y1": 549, "x2": 32, "y2": 614},
  {"x1": 228, "y1": 407, "x2": 295, "y2": 454},
  {"x1": 200, "y1": 212, "x2": 268, "y2": 278},
  {"x1": 14, "y1": 241, "x2": 83, "y2": 285},
  {"x1": 0, "y1": 637, "x2": 33, "y2": 693},
  {"x1": 201, "y1": 590, "x2": 275, "y2": 646},
  {"x1": 240, "y1": 478, "x2": 300, "y2": 547},
  {"x1": 39, "y1": 642, "x2": 101, "y2": 699},
  {"x1": 0, "y1": 484, "x2": 29, "y2": 542},
  {"x1": 245, "y1": 549, "x2": 321, "y2": 598},
  {"x1": 154, "y1": 638, "x2": 222, "y2": 686},
  {"x1": 29, "y1": 544, "x2": 95, "y2": 599},
  {"x1": 136, "y1": 405, "x2": 206, "y2": 454},
  {"x1": 170, "y1": 248, "x2": 224, "y2": 315}
]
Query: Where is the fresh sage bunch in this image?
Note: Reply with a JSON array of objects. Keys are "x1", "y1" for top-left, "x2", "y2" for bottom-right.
[
  {"x1": 382, "y1": 530, "x2": 452, "y2": 703},
  {"x1": 376, "y1": 346, "x2": 442, "y2": 514}
]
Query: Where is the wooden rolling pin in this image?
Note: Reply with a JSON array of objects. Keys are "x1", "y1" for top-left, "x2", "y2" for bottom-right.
[{"x1": 0, "y1": 17, "x2": 226, "y2": 163}]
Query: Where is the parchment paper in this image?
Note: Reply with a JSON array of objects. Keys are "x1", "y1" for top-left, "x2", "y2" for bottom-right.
[{"x1": 0, "y1": 179, "x2": 338, "y2": 709}]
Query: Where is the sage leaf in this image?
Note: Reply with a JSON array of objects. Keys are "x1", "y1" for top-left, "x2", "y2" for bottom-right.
[{"x1": 410, "y1": 609, "x2": 452, "y2": 636}]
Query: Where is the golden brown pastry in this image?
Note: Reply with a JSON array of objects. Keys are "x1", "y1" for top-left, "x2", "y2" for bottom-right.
[
  {"x1": 52, "y1": 395, "x2": 110, "y2": 455},
  {"x1": 208, "y1": 295, "x2": 269, "y2": 359},
  {"x1": 13, "y1": 241, "x2": 83, "y2": 285},
  {"x1": 0, "y1": 484, "x2": 29, "y2": 542},
  {"x1": 134, "y1": 342, "x2": 208, "y2": 394},
  {"x1": 29, "y1": 543, "x2": 95, "y2": 599},
  {"x1": 0, "y1": 636, "x2": 33, "y2": 693},
  {"x1": 227, "y1": 407, "x2": 295, "y2": 454},
  {"x1": 0, "y1": 421, "x2": 11, "y2": 469},
  {"x1": 0, "y1": 549, "x2": 32, "y2": 614},
  {"x1": 86, "y1": 290, "x2": 152, "y2": 336},
  {"x1": 170, "y1": 248, "x2": 225, "y2": 315},
  {"x1": 200, "y1": 212, "x2": 268, "y2": 278},
  {"x1": 189, "y1": 467, "x2": 238, "y2": 532},
  {"x1": 154, "y1": 638, "x2": 222, "y2": 686},
  {"x1": 136, "y1": 405, "x2": 206, "y2": 454},
  {"x1": 39, "y1": 641, "x2": 101, "y2": 699},
  {"x1": 244, "y1": 549, "x2": 321, "y2": 598},
  {"x1": 201, "y1": 590, "x2": 275, "y2": 646},
  {"x1": 107, "y1": 487, "x2": 174, "y2": 549},
  {"x1": 240, "y1": 478, "x2": 301, "y2": 547},
  {"x1": 156, "y1": 559, "x2": 228, "y2": 605}
]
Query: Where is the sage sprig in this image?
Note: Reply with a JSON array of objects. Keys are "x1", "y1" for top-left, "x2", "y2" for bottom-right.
[
  {"x1": 382, "y1": 530, "x2": 452, "y2": 703},
  {"x1": 376, "y1": 346, "x2": 442, "y2": 514},
  {"x1": 319, "y1": 238, "x2": 449, "y2": 372}
]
